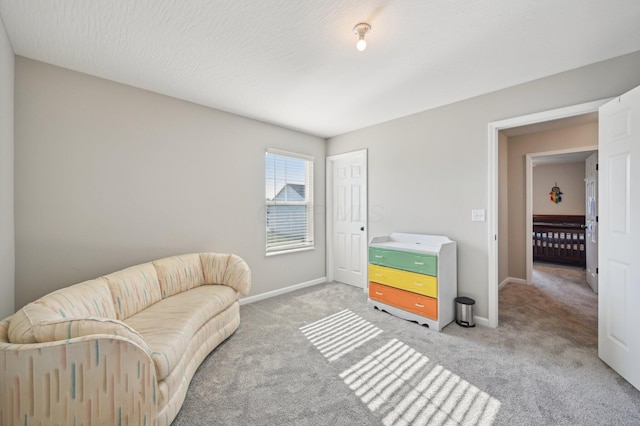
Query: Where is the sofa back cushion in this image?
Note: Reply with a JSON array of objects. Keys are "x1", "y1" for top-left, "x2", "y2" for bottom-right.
[
  {"x1": 104, "y1": 263, "x2": 162, "y2": 320},
  {"x1": 199, "y1": 253, "x2": 231, "y2": 284},
  {"x1": 200, "y1": 253, "x2": 251, "y2": 296},
  {"x1": 153, "y1": 254, "x2": 205, "y2": 298},
  {"x1": 8, "y1": 278, "x2": 118, "y2": 343},
  {"x1": 22, "y1": 277, "x2": 116, "y2": 321}
]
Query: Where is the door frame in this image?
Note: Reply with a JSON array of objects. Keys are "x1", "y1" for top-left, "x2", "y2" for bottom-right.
[
  {"x1": 584, "y1": 151, "x2": 599, "y2": 293},
  {"x1": 326, "y1": 149, "x2": 368, "y2": 290},
  {"x1": 525, "y1": 146, "x2": 598, "y2": 285},
  {"x1": 487, "y1": 99, "x2": 610, "y2": 328}
]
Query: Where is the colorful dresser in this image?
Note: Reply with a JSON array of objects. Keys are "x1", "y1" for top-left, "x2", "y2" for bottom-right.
[{"x1": 368, "y1": 233, "x2": 457, "y2": 331}]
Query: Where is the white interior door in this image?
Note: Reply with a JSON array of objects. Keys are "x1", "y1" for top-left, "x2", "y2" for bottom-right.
[
  {"x1": 329, "y1": 151, "x2": 367, "y2": 288},
  {"x1": 585, "y1": 151, "x2": 598, "y2": 293},
  {"x1": 598, "y1": 85, "x2": 640, "y2": 390}
]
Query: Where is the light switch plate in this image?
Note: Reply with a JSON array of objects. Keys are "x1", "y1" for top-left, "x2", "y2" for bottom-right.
[{"x1": 472, "y1": 209, "x2": 486, "y2": 222}]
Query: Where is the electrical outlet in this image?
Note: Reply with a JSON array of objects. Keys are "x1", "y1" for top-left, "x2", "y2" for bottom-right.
[{"x1": 471, "y1": 209, "x2": 485, "y2": 222}]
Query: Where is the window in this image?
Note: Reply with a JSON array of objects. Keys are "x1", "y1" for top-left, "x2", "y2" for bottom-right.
[{"x1": 265, "y1": 149, "x2": 314, "y2": 254}]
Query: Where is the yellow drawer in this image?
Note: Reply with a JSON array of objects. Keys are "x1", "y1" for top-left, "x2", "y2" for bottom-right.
[{"x1": 368, "y1": 264, "x2": 437, "y2": 298}]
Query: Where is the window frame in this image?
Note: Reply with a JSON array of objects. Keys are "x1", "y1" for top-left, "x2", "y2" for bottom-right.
[{"x1": 265, "y1": 148, "x2": 315, "y2": 256}]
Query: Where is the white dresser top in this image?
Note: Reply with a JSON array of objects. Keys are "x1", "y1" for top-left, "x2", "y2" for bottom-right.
[{"x1": 369, "y1": 232, "x2": 455, "y2": 255}]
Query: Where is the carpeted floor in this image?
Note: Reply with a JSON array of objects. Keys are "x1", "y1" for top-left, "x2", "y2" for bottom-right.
[{"x1": 172, "y1": 264, "x2": 640, "y2": 425}]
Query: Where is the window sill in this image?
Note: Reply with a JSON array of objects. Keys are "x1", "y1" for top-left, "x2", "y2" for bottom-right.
[{"x1": 266, "y1": 246, "x2": 315, "y2": 257}]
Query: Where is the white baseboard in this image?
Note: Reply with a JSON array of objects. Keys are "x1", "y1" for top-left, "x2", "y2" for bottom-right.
[
  {"x1": 473, "y1": 315, "x2": 490, "y2": 327},
  {"x1": 499, "y1": 277, "x2": 526, "y2": 290},
  {"x1": 240, "y1": 277, "x2": 327, "y2": 305}
]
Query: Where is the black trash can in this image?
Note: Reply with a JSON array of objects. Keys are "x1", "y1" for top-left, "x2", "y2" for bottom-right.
[{"x1": 455, "y1": 297, "x2": 476, "y2": 327}]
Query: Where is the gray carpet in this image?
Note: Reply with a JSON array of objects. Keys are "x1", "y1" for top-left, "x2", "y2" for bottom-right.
[{"x1": 172, "y1": 265, "x2": 640, "y2": 425}]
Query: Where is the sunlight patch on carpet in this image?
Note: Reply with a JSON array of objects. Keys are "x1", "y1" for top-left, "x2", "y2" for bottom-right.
[
  {"x1": 340, "y1": 339, "x2": 501, "y2": 426},
  {"x1": 299, "y1": 309, "x2": 383, "y2": 362}
]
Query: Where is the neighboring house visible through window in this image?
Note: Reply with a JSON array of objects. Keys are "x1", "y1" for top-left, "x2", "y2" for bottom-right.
[{"x1": 265, "y1": 149, "x2": 314, "y2": 254}]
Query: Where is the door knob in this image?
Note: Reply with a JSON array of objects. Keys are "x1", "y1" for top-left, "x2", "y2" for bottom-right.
[{"x1": 360, "y1": 226, "x2": 365, "y2": 231}]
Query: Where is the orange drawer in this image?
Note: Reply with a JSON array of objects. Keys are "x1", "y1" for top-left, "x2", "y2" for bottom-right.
[{"x1": 369, "y1": 282, "x2": 438, "y2": 320}]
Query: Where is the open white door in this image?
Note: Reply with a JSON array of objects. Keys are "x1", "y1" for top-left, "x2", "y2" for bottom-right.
[
  {"x1": 598, "y1": 85, "x2": 640, "y2": 390},
  {"x1": 327, "y1": 150, "x2": 367, "y2": 288},
  {"x1": 585, "y1": 152, "x2": 598, "y2": 293}
]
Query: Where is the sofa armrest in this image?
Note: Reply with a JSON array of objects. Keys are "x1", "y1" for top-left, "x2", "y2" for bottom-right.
[
  {"x1": 0, "y1": 319, "x2": 159, "y2": 425},
  {"x1": 223, "y1": 254, "x2": 252, "y2": 296},
  {"x1": 32, "y1": 316, "x2": 152, "y2": 352}
]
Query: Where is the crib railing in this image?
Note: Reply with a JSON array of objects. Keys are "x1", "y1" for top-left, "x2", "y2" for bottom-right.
[{"x1": 532, "y1": 215, "x2": 586, "y2": 267}]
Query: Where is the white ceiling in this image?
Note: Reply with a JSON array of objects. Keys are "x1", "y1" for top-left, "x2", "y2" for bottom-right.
[{"x1": 1, "y1": 0, "x2": 639, "y2": 138}]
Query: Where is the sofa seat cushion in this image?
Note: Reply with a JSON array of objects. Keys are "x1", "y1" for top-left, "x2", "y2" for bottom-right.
[
  {"x1": 156, "y1": 301, "x2": 240, "y2": 414},
  {"x1": 124, "y1": 284, "x2": 238, "y2": 380}
]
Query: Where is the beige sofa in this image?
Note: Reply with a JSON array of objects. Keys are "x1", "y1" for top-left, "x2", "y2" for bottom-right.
[{"x1": 0, "y1": 252, "x2": 251, "y2": 425}]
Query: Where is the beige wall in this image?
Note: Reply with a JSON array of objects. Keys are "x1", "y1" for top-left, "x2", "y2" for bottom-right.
[
  {"x1": 533, "y1": 163, "x2": 586, "y2": 215},
  {"x1": 0, "y1": 20, "x2": 14, "y2": 318},
  {"x1": 14, "y1": 58, "x2": 326, "y2": 309},
  {"x1": 507, "y1": 122, "x2": 597, "y2": 279},
  {"x1": 11, "y1": 49, "x2": 640, "y2": 319},
  {"x1": 327, "y1": 51, "x2": 640, "y2": 320}
]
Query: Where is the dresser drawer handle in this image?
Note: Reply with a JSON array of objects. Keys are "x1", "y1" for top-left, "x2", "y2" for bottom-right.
[
  {"x1": 415, "y1": 303, "x2": 424, "y2": 308},
  {"x1": 414, "y1": 282, "x2": 423, "y2": 286},
  {"x1": 414, "y1": 261, "x2": 424, "y2": 265},
  {"x1": 375, "y1": 291, "x2": 384, "y2": 296},
  {"x1": 375, "y1": 255, "x2": 384, "y2": 258}
]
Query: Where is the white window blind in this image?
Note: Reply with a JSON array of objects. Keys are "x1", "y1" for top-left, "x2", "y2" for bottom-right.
[{"x1": 265, "y1": 149, "x2": 314, "y2": 254}]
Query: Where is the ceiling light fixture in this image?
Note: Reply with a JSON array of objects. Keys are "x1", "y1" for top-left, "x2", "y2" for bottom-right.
[{"x1": 353, "y1": 23, "x2": 371, "y2": 52}]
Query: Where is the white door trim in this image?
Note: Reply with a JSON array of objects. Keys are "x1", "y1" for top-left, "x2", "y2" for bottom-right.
[
  {"x1": 326, "y1": 149, "x2": 368, "y2": 290},
  {"x1": 525, "y1": 146, "x2": 598, "y2": 284},
  {"x1": 487, "y1": 99, "x2": 610, "y2": 328}
]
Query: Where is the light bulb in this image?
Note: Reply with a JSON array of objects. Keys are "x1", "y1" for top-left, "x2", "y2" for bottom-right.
[
  {"x1": 356, "y1": 38, "x2": 367, "y2": 52},
  {"x1": 353, "y1": 23, "x2": 371, "y2": 52}
]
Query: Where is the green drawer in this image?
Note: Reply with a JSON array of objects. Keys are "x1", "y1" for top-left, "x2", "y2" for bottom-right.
[{"x1": 369, "y1": 247, "x2": 437, "y2": 276}]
